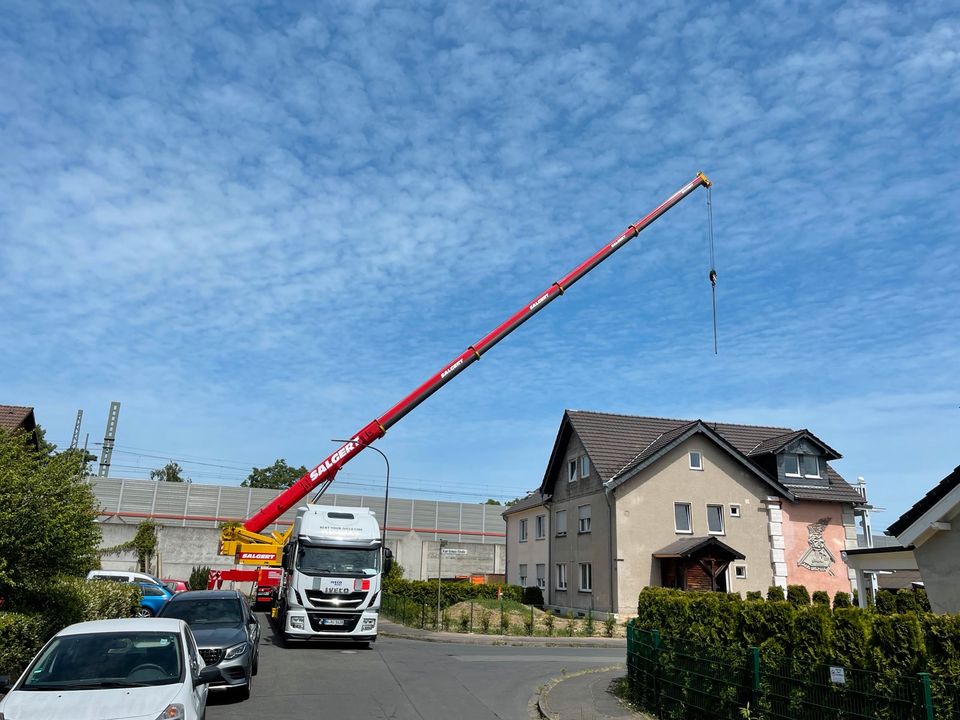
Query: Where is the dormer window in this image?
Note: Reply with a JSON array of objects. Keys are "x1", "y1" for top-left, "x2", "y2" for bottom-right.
[{"x1": 784, "y1": 453, "x2": 820, "y2": 479}]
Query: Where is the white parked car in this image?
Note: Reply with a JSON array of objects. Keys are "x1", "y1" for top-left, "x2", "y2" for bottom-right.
[{"x1": 0, "y1": 617, "x2": 219, "y2": 720}]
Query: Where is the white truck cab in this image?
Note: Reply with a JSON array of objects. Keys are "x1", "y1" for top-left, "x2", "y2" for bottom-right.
[{"x1": 276, "y1": 504, "x2": 391, "y2": 645}]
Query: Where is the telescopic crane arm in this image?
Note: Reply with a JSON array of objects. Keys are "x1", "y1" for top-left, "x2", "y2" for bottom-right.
[{"x1": 241, "y1": 172, "x2": 711, "y2": 535}]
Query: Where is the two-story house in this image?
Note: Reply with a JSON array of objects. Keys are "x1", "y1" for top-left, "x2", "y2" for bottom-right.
[{"x1": 504, "y1": 410, "x2": 865, "y2": 617}]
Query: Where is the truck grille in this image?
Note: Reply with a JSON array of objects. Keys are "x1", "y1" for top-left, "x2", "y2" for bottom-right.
[
  {"x1": 306, "y1": 611, "x2": 362, "y2": 633},
  {"x1": 199, "y1": 648, "x2": 225, "y2": 665},
  {"x1": 304, "y1": 589, "x2": 367, "y2": 609}
]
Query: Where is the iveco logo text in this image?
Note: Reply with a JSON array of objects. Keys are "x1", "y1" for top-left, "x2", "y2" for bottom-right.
[
  {"x1": 440, "y1": 359, "x2": 464, "y2": 379},
  {"x1": 528, "y1": 293, "x2": 549, "y2": 311}
]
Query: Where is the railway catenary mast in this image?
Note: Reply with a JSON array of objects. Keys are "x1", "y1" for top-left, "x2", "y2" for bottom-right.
[{"x1": 221, "y1": 172, "x2": 712, "y2": 558}]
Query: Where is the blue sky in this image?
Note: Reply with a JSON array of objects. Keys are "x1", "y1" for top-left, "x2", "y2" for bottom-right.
[{"x1": 2, "y1": 2, "x2": 958, "y2": 528}]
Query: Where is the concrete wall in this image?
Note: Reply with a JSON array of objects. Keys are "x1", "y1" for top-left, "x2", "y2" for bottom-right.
[
  {"x1": 914, "y1": 527, "x2": 960, "y2": 613},
  {"x1": 613, "y1": 436, "x2": 776, "y2": 613}
]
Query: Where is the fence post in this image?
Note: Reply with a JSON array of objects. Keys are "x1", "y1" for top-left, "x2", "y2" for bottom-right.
[
  {"x1": 918, "y1": 672, "x2": 934, "y2": 720},
  {"x1": 750, "y1": 647, "x2": 761, "y2": 711},
  {"x1": 470, "y1": 601, "x2": 474, "y2": 634},
  {"x1": 530, "y1": 605, "x2": 535, "y2": 636},
  {"x1": 651, "y1": 629, "x2": 662, "y2": 715}
]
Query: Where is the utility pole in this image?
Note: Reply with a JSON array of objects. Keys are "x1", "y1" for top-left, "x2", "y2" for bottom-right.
[
  {"x1": 70, "y1": 409, "x2": 83, "y2": 450},
  {"x1": 97, "y1": 401, "x2": 121, "y2": 478}
]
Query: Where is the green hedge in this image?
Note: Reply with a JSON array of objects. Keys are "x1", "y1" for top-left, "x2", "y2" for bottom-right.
[
  {"x1": 383, "y1": 577, "x2": 522, "y2": 608},
  {"x1": 0, "y1": 577, "x2": 139, "y2": 680},
  {"x1": 635, "y1": 587, "x2": 960, "y2": 685}
]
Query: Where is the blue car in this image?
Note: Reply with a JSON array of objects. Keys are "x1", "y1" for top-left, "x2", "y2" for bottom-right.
[{"x1": 137, "y1": 581, "x2": 174, "y2": 617}]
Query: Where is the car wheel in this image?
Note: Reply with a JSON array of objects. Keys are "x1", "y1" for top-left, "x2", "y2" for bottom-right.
[{"x1": 137, "y1": 607, "x2": 153, "y2": 618}]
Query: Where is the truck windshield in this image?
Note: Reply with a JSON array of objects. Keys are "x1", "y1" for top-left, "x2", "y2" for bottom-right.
[{"x1": 296, "y1": 545, "x2": 380, "y2": 576}]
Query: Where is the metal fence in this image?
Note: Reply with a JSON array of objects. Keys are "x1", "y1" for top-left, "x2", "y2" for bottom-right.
[{"x1": 626, "y1": 623, "x2": 960, "y2": 720}]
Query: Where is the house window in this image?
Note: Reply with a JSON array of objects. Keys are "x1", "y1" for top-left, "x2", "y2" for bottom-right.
[
  {"x1": 580, "y1": 455, "x2": 590, "y2": 478},
  {"x1": 519, "y1": 518, "x2": 528, "y2": 542},
  {"x1": 785, "y1": 453, "x2": 821, "y2": 479},
  {"x1": 555, "y1": 510, "x2": 567, "y2": 536},
  {"x1": 536, "y1": 564, "x2": 546, "y2": 589},
  {"x1": 556, "y1": 563, "x2": 568, "y2": 590},
  {"x1": 578, "y1": 504, "x2": 591, "y2": 533},
  {"x1": 674, "y1": 502, "x2": 692, "y2": 533},
  {"x1": 519, "y1": 564, "x2": 528, "y2": 586},
  {"x1": 535, "y1": 514, "x2": 546, "y2": 539},
  {"x1": 689, "y1": 451, "x2": 703, "y2": 470},
  {"x1": 730, "y1": 504, "x2": 741, "y2": 518},
  {"x1": 734, "y1": 565, "x2": 747, "y2": 580},
  {"x1": 579, "y1": 563, "x2": 593, "y2": 592},
  {"x1": 568, "y1": 459, "x2": 577, "y2": 482},
  {"x1": 707, "y1": 504, "x2": 725, "y2": 534}
]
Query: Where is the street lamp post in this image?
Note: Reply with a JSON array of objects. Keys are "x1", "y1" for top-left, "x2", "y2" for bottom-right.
[
  {"x1": 437, "y1": 539, "x2": 448, "y2": 629},
  {"x1": 330, "y1": 439, "x2": 391, "y2": 548}
]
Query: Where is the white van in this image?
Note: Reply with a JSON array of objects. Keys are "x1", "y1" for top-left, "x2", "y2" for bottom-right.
[{"x1": 86, "y1": 570, "x2": 166, "y2": 587}]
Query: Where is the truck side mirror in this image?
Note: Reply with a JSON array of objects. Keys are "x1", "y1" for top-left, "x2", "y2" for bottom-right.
[{"x1": 383, "y1": 547, "x2": 393, "y2": 576}]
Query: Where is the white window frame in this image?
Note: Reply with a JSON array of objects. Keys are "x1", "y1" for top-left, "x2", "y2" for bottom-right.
[
  {"x1": 689, "y1": 451, "x2": 703, "y2": 471},
  {"x1": 519, "y1": 518, "x2": 528, "y2": 542},
  {"x1": 578, "y1": 504, "x2": 591, "y2": 533},
  {"x1": 706, "y1": 504, "x2": 725, "y2": 535},
  {"x1": 729, "y1": 504, "x2": 741, "y2": 518},
  {"x1": 785, "y1": 452, "x2": 822, "y2": 479},
  {"x1": 519, "y1": 563, "x2": 528, "y2": 586},
  {"x1": 556, "y1": 563, "x2": 568, "y2": 591},
  {"x1": 568, "y1": 459, "x2": 577, "y2": 482},
  {"x1": 536, "y1": 564, "x2": 546, "y2": 589},
  {"x1": 578, "y1": 563, "x2": 593, "y2": 592},
  {"x1": 674, "y1": 502, "x2": 693, "y2": 534},
  {"x1": 734, "y1": 564, "x2": 747, "y2": 580},
  {"x1": 580, "y1": 455, "x2": 590, "y2": 478},
  {"x1": 535, "y1": 514, "x2": 546, "y2": 540},
  {"x1": 555, "y1": 510, "x2": 567, "y2": 537}
]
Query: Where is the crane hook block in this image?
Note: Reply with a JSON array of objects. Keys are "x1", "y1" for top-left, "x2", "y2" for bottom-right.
[{"x1": 697, "y1": 171, "x2": 712, "y2": 188}]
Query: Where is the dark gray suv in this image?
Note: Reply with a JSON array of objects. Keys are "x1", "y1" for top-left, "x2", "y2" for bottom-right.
[{"x1": 158, "y1": 589, "x2": 260, "y2": 700}]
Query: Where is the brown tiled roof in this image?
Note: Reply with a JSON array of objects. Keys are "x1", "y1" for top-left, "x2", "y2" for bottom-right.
[
  {"x1": 501, "y1": 492, "x2": 546, "y2": 517},
  {"x1": 746, "y1": 428, "x2": 841, "y2": 460},
  {"x1": 886, "y1": 465, "x2": 960, "y2": 538},
  {"x1": 0, "y1": 405, "x2": 35, "y2": 432},
  {"x1": 553, "y1": 410, "x2": 860, "y2": 505}
]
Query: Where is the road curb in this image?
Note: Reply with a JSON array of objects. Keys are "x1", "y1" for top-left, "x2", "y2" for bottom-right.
[{"x1": 532, "y1": 665, "x2": 626, "y2": 720}]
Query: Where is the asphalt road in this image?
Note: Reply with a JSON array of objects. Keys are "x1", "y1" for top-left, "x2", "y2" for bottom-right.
[{"x1": 206, "y1": 614, "x2": 625, "y2": 720}]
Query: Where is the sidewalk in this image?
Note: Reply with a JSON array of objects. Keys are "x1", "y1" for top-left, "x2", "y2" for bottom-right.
[{"x1": 379, "y1": 619, "x2": 648, "y2": 718}]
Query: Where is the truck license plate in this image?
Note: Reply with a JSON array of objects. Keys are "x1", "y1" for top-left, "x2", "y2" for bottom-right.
[{"x1": 321, "y1": 618, "x2": 346, "y2": 626}]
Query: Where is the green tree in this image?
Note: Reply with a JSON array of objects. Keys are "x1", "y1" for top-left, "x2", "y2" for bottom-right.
[
  {"x1": 484, "y1": 498, "x2": 502, "y2": 505},
  {"x1": 0, "y1": 429, "x2": 102, "y2": 607},
  {"x1": 150, "y1": 461, "x2": 189, "y2": 483},
  {"x1": 242, "y1": 458, "x2": 307, "y2": 490}
]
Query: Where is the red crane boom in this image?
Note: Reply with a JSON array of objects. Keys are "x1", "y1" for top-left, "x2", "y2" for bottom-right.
[{"x1": 244, "y1": 172, "x2": 711, "y2": 534}]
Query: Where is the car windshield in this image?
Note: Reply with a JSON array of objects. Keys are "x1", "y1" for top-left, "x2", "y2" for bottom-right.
[
  {"x1": 296, "y1": 545, "x2": 380, "y2": 576},
  {"x1": 22, "y1": 631, "x2": 182, "y2": 690},
  {"x1": 161, "y1": 598, "x2": 242, "y2": 625}
]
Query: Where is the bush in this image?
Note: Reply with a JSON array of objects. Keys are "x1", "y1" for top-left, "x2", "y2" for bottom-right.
[
  {"x1": 385, "y1": 577, "x2": 522, "y2": 608},
  {"x1": 584, "y1": 610, "x2": 595, "y2": 636},
  {"x1": 478, "y1": 609, "x2": 492, "y2": 633},
  {"x1": 522, "y1": 586, "x2": 544, "y2": 607},
  {"x1": 0, "y1": 612, "x2": 48, "y2": 679},
  {"x1": 544, "y1": 612, "x2": 555, "y2": 636},
  {"x1": 786, "y1": 584, "x2": 811, "y2": 606},
  {"x1": 875, "y1": 589, "x2": 897, "y2": 614},
  {"x1": 766, "y1": 585, "x2": 785, "y2": 601},
  {"x1": 604, "y1": 615, "x2": 617, "y2": 637},
  {"x1": 189, "y1": 566, "x2": 211, "y2": 592},
  {"x1": 833, "y1": 591, "x2": 852, "y2": 609},
  {"x1": 812, "y1": 590, "x2": 830, "y2": 607},
  {"x1": 745, "y1": 590, "x2": 763, "y2": 602}
]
